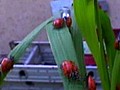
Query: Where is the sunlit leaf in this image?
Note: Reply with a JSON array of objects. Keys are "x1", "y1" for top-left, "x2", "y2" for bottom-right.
[{"x1": 73, "y1": 0, "x2": 110, "y2": 89}]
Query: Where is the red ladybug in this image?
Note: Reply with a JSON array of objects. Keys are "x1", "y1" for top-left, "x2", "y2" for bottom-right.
[
  {"x1": 61, "y1": 60, "x2": 79, "y2": 80},
  {"x1": 114, "y1": 39, "x2": 120, "y2": 50},
  {"x1": 1, "y1": 58, "x2": 14, "y2": 73},
  {"x1": 116, "y1": 84, "x2": 120, "y2": 90},
  {"x1": 88, "y1": 75, "x2": 96, "y2": 90},
  {"x1": 53, "y1": 18, "x2": 64, "y2": 29},
  {"x1": 64, "y1": 17, "x2": 72, "y2": 27}
]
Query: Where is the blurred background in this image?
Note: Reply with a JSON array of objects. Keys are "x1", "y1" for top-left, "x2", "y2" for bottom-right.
[
  {"x1": 0, "y1": 0, "x2": 120, "y2": 90},
  {"x1": 0, "y1": 0, "x2": 120, "y2": 54}
]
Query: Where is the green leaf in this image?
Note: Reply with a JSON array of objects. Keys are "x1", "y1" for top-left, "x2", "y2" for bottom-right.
[
  {"x1": 70, "y1": 8, "x2": 87, "y2": 88},
  {"x1": 73, "y1": 0, "x2": 110, "y2": 89},
  {"x1": 46, "y1": 22, "x2": 85, "y2": 90},
  {"x1": 100, "y1": 9, "x2": 116, "y2": 74},
  {"x1": 73, "y1": 0, "x2": 99, "y2": 59},
  {"x1": 0, "y1": 17, "x2": 53, "y2": 85},
  {"x1": 111, "y1": 51, "x2": 120, "y2": 90}
]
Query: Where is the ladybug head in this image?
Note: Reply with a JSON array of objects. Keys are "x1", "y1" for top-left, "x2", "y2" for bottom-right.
[
  {"x1": 10, "y1": 55, "x2": 14, "y2": 61},
  {"x1": 88, "y1": 71, "x2": 94, "y2": 77}
]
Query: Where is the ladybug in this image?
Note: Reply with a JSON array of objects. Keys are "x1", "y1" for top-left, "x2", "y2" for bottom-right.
[
  {"x1": 87, "y1": 71, "x2": 96, "y2": 90},
  {"x1": 1, "y1": 57, "x2": 14, "y2": 73},
  {"x1": 88, "y1": 76, "x2": 96, "y2": 90},
  {"x1": 116, "y1": 84, "x2": 120, "y2": 90},
  {"x1": 53, "y1": 18, "x2": 64, "y2": 29},
  {"x1": 64, "y1": 17, "x2": 72, "y2": 28},
  {"x1": 114, "y1": 39, "x2": 120, "y2": 50},
  {"x1": 61, "y1": 60, "x2": 79, "y2": 80}
]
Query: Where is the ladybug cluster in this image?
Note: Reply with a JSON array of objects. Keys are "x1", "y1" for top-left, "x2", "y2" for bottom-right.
[
  {"x1": 61, "y1": 60, "x2": 79, "y2": 80},
  {"x1": 0, "y1": 57, "x2": 14, "y2": 73},
  {"x1": 53, "y1": 7, "x2": 72, "y2": 29},
  {"x1": 53, "y1": 17, "x2": 72, "y2": 29}
]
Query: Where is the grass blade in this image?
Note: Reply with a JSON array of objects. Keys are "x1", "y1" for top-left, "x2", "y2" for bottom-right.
[
  {"x1": 100, "y1": 9, "x2": 116, "y2": 76},
  {"x1": 111, "y1": 51, "x2": 120, "y2": 90},
  {"x1": 70, "y1": 8, "x2": 87, "y2": 88}
]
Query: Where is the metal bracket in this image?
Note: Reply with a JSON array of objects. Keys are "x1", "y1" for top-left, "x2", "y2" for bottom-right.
[{"x1": 50, "y1": 0, "x2": 109, "y2": 15}]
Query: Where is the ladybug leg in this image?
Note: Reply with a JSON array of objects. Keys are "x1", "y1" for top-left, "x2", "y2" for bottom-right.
[
  {"x1": 60, "y1": 64, "x2": 62, "y2": 70},
  {"x1": 69, "y1": 72, "x2": 74, "y2": 79},
  {"x1": 9, "y1": 55, "x2": 15, "y2": 69},
  {"x1": 10, "y1": 55, "x2": 14, "y2": 62},
  {"x1": 75, "y1": 71, "x2": 80, "y2": 79},
  {"x1": 69, "y1": 71, "x2": 79, "y2": 80},
  {"x1": 69, "y1": 73, "x2": 72, "y2": 78},
  {"x1": 70, "y1": 72, "x2": 77, "y2": 80},
  {"x1": 74, "y1": 71, "x2": 80, "y2": 80}
]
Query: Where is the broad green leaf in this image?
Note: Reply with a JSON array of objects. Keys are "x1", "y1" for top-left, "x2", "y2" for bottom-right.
[
  {"x1": 0, "y1": 17, "x2": 53, "y2": 85},
  {"x1": 73, "y1": 0, "x2": 99, "y2": 59},
  {"x1": 73, "y1": 0, "x2": 110, "y2": 89},
  {"x1": 46, "y1": 22, "x2": 85, "y2": 90}
]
